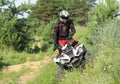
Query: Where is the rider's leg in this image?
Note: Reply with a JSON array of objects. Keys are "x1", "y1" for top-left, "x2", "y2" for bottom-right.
[
  {"x1": 56, "y1": 39, "x2": 68, "y2": 79},
  {"x1": 57, "y1": 42, "x2": 65, "y2": 79},
  {"x1": 57, "y1": 66, "x2": 65, "y2": 79}
]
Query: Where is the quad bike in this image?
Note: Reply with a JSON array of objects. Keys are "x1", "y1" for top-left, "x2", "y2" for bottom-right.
[{"x1": 53, "y1": 39, "x2": 87, "y2": 71}]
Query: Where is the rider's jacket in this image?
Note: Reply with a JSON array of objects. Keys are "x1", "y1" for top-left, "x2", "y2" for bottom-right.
[{"x1": 53, "y1": 19, "x2": 76, "y2": 43}]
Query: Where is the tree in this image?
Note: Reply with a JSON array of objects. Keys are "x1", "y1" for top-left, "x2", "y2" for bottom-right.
[
  {"x1": 29, "y1": 0, "x2": 61, "y2": 23},
  {"x1": 0, "y1": 0, "x2": 34, "y2": 51},
  {"x1": 89, "y1": 0, "x2": 120, "y2": 25},
  {"x1": 29, "y1": 0, "x2": 96, "y2": 25},
  {"x1": 86, "y1": 0, "x2": 120, "y2": 46}
]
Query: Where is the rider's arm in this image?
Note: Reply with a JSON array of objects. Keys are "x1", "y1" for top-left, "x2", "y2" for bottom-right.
[
  {"x1": 69, "y1": 21, "x2": 76, "y2": 37},
  {"x1": 53, "y1": 23, "x2": 59, "y2": 44}
]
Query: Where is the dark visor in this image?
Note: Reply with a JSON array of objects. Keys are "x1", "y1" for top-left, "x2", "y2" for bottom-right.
[{"x1": 61, "y1": 16, "x2": 68, "y2": 19}]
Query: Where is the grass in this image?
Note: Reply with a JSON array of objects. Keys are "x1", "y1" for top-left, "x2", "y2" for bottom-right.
[
  {"x1": 27, "y1": 52, "x2": 44, "y2": 62},
  {"x1": 27, "y1": 63, "x2": 58, "y2": 84},
  {"x1": 60, "y1": 46, "x2": 120, "y2": 84},
  {"x1": 0, "y1": 19, "x2": 120, "y2": 84},
  {"x1": 0, "y1": 46, "x2": 44, "y2": 70},
  {"x1": 0, "y1": 67, "x2": 30, "y2": 84},
  {"x1": 59, "y1": 20, "x2": 120, "y2": 84},
  {"x1": 0, "y1": 48, "x2": 27, "y2": 67},
  {"x1": 74, "y1": 25, "x2": 88, "y2": 43}
]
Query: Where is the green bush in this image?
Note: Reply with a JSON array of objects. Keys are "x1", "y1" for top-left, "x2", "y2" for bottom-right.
[
  {"x1": 86, "y1": 0, "x2": 120, "y2": 54},
  {"x1": 60, "y1": 19, "x2": 120, "y2": 84},
  {"x1": 89, "y1": 0, "x2": 120, "y2": 25},
  {"x1": 36, "y1": 19, "x2": 56, "y2": 40},
  {"x1": 0, "y1": 1, "x2": 34, "y2": 51},
  {"x1": 89, "y1": 19, "x2": 120, "y2": 52},
  {"x1": 35, "y1": 20, "x2": 57, "y2": 52},
  {"x1": 88, "y1": 19, "x2": 120, "y2": 83},
  {"x1": 0, "y1": 47, "x2": 42, "y2": 68},
  {"x1": 42, "y1": 20, "x2": 57, "y2": 41}
]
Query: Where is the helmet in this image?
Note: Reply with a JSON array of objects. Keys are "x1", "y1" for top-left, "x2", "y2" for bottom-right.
[
  {"x1": 59, "y1": 10, "x2": 69, "y2": 22},
  {"x1": 59, "y1": 10, "x2": 69, "y2": 18}
]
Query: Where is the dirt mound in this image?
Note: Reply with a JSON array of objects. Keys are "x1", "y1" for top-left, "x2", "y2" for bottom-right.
[{"x1": 1, "y1": 53, "x2": 53, "y2": 84}]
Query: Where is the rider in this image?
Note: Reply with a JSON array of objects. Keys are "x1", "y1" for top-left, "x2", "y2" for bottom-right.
[{"x1": 53, "y1": 10, "x2": 76, "y2": 58}]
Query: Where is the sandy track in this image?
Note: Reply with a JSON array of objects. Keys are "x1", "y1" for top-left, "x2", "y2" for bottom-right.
[{"x1": 0, "y1": 53, "x2": 52, "y2": 84}]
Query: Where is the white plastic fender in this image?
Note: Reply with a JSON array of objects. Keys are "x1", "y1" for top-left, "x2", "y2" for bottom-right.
[
  {"x1": 73, "y1": 44, "x2": 83, "y2": 56},
  {"x1": 53, "y1": 54, "x2": 70, "y2": 64}
]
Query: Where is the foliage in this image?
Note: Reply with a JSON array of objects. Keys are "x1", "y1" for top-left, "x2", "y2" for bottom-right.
[
  {"x1": 29, "y1": 0, "x2": 60, "y2": 23},
  {"x1": 42, "y1": 19, "x2": 57, "y2": 41},
  {"x1": 0, "y1": 47, "x2": 44, "y2": 69},
  {"x1": 36, "y1": 19, "x2": 57, "y2": 38},
  {"x1": 86, "y1": 0, "x2": 120, "y2": 48},
  {"x1": 60, "y1": 19, "x2": 120, "y2": 84},
  {"x1": 64, "y1": 0, "x2": 94, "y2": 24},
  {"x1": 0, "y1": 0, "x2": 120, "y2": 84},
  {"x1": 0, "y1": 0, "x2": 35, "y2": 51},
  {"x1": 29, "y1": 0, "x2": 96, "y2": 25},
  {"x1": 89, "y1": 0, "x2": 120, "y2": 25},
  {"x1": 35, "y1": 19, "x2": 57, "y2": 52}
]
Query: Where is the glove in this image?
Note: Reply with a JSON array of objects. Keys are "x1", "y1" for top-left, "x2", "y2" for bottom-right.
[{"x1": 53, "y1": 43, "x2": 59, "y2": 51}]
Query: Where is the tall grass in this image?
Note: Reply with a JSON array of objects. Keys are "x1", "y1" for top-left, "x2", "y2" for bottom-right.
[
  {"x1": 0, "y1": 47, "x2": 44, "y2": 69},
  {"x1": 60, "y1": 19, "x2": 120, "y2": 84},
  {"x1": 89, "y1": 19, "x2": 120, "y2": 54},
  {"x1": 74, "y1": 25, "x2": 87, "y2": 42}
]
